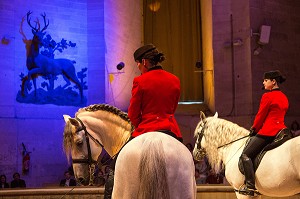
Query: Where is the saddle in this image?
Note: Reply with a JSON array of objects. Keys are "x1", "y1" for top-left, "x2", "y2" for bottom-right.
[{"x1": 238, "y1": 128, "x2": 294, "y2": 174}]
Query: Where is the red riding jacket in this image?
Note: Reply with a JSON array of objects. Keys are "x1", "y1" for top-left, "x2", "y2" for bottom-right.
[
  {"x1": 252, "y1": 89, "x2": 289, "y2": 136},
  {"x1": 128, "y1": 66, "x2": 182, "y2": 139}
]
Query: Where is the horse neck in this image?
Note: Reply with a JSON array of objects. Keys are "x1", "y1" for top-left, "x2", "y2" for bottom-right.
[
  {"x1": 85, "y1": 114, "x2": 131, "y2": 157},
  {"x1": 105, "y1": 125, "x2": 131, "y2": 157},
  {"x1": 221, "y1": 138, "x2": 247, "y2": 168}
]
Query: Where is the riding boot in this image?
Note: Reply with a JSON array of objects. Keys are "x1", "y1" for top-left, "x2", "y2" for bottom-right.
[
  {"x1": 239, "y1": 154, "x2": 256, "y2": 196},
  {"x1": 104, "y1": 168, "x2": 114, "y2": 199}
]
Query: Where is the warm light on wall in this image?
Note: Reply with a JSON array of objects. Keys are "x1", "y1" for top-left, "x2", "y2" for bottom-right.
[{"x1": 148, "y1": 1, "x2": 161, "y2": 12}]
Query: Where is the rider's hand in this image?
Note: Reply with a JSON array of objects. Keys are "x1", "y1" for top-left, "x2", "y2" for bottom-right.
[{"x1": 249, "y1": 128, "x2": 257, "y2": 136}]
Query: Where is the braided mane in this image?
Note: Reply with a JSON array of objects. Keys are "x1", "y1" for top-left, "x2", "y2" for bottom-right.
[{"x1": 76, "y1": 104, "x2": 134, "y2": 131}]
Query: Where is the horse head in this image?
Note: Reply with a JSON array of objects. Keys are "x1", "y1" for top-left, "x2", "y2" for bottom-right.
[
  {"x1": 63, "y1": 104, "x2": 133, "y2": 186},
  {"x1": 63, "y1": 114, "x2": 103, "y2": 186}
]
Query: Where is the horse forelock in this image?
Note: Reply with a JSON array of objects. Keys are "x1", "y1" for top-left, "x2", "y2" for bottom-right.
[
  {"x1": 202, "y1": 116, "x2": 247, "y2": 172},
  {"x1": 63, "y1": 120, "x2": 88, "y2": 163},
  {"x1": 63, "y1": 120, "x2": 75, "y2": 161}
]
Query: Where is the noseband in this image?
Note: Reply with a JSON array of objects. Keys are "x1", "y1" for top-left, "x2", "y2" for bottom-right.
[{"x1": 71, "y1": 117, "x2": 104, "y2": 185}]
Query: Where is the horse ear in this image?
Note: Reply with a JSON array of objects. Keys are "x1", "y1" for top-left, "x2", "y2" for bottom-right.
[
  {"x1": 213, "y1": 112, "x2": 218, "y2": 118},
  {"x1": 63, "y1": 115, "x2": 71, "y2": 123},
  {"x1": 63, "y1": 115, "x2": 79, "y2": 126},
  {"x1": 200, "y1": 111, "x2": 206, "y2": 121}
]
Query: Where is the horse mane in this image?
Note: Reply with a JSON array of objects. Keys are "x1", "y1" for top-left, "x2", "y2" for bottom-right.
[
  {"x1": 76, "y1": 104, "x2": 134, "y2": 131},
  {"x1": 138, "y1": 138, "x2": 170, "y2": 199},
  {"x1": 198, "y1": 116, "x2": 249, "y2": 173}
]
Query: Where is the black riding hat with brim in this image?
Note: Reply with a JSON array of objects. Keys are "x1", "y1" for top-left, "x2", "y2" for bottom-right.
[
  {"x1": 134, "y1": 44, "x2": 156, "y2": 61},
  {"x1": 263, "y1": 70, "x2": 286, "y2": 83}
]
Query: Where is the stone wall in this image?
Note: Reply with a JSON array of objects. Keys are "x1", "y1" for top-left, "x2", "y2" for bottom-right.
[
  {"x1": 249, "y1": 0, "x2": 300, "y2": 122},
  {"x1": 0, "y1": 0, "x2": 141, "y2": 187}
]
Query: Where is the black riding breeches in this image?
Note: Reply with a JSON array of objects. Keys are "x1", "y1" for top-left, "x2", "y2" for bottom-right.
[{"x1": 241, "y1": 135, "x2": 275, "y2": 159}]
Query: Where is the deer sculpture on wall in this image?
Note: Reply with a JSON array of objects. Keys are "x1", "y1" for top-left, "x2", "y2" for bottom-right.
[{"x1": 20, "y1": 11, "x2": 83, "y2": 102}]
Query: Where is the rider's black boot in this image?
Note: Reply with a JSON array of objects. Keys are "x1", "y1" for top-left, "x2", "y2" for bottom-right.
[
  {"x1": 239, "y1": 154, "x2": 256, "y2": 196},
  {"x1": 104, "y1": 168, "x2": 114, "y2": 199}
]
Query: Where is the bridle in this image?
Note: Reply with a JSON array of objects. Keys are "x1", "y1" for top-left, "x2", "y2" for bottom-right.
[
  {"x1": 194, "y1": 121, "x2": 207, "y2": 159},
  {"x1": 195, "y1": 120, "x2": 250, "y2": 154},
  {"x1": 71, "y1": 117, "x2": 104, "y2": 186}
]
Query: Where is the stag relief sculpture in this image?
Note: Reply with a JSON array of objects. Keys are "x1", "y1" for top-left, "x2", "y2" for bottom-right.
[{"x1": 19, "y1": 11, "x2": 83, "y2": 103}]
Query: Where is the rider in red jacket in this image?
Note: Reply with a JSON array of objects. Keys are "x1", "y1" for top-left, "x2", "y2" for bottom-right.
[
  {"x1": 252, "y1": 89, "x2": 288, "y2": 136},
  {"x1": 239, "y1": 70, "x2": 289, "y2": 196},
  {"x1": 128, "y1": 44, "x2": 182, "y2": 141},
  {"x1": 104, "y1": 44, "x2": 182, "y2": 199}
]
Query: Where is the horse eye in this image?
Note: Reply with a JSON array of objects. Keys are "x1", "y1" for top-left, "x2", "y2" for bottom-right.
[{"x1": 76, "y1": 140, "x2": 83, "y2": 146}]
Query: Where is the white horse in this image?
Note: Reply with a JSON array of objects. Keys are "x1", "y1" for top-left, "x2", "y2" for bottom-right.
[
  {"x1": 193, "y1": 112, "x2": 300, "y2": 199},
  {"x1": 63, "y1": 104, "x2": 196, "y2": 199}
]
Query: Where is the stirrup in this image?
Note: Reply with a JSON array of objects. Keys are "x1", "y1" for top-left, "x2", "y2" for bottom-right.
[{"x1": 237, "y1": 184, "x2": 259, "y2": 197}]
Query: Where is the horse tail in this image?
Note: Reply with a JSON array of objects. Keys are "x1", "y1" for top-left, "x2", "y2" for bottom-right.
[{"x1": 137, "y1": 138, "x2": 170, "y2": 199}]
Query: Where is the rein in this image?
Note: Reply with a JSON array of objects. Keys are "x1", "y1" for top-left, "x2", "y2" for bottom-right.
[
  {"x1": 75, "y1": 117, "x2": 104, "y2": 148},
  {"x1": 195, "y1": 121, "x2": 249, "y2": 152},
  {"x1": 217, "y1": 135, "x2": 250, "y2": 149}
]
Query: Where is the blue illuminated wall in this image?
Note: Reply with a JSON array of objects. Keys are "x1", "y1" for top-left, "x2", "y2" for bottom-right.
[{"x1": 0, "y1": 0, "x2": 142, "y2": 187}]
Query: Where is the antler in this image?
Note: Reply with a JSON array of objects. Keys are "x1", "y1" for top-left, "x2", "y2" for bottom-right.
[
  {"x1": 26, "y1": 11, "x2": 49, "y2": 33},
  {"x1": 19, "y1": 16, "x2": 28, "y2": 40},
  {"x1": 26, "y1": 11, "x2": 39, "y2": 32},
  {"x1": 40, "y1": 12, "x2": 49, "y2": 32}
]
